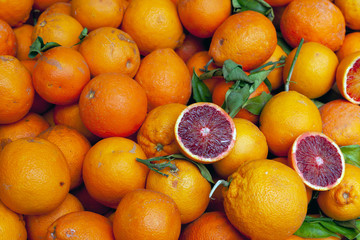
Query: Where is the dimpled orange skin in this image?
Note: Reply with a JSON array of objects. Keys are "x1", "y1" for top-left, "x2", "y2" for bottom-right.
[
  {"x1": 0, "y1": 19, "x2": 17, "y2": 59},
  {"x1": 13, "y1": 24, "x2": 33, "y2": 60},
  {"x1": 0, "y1": 0, "x2": 33, "y2": 27},
  {"x1": 0, "y1": 200, "x2": 27, "y2": 239},
  {"x1": 37, "y1": 2, "x2": 72, "y2": 23}
]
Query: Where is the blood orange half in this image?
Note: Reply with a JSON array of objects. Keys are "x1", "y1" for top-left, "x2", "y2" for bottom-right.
[
  {"x1": 336, "y1": 51, "x2": 360, "y2": 104},
  {"x1": 174, "y1": 102, "x2": 236, "y2": 164},
  {"x1": 289, "y1": 132, "x2": 345, "y2": 191}
]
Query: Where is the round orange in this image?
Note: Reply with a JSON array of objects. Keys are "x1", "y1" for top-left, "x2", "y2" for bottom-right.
[
  {"x1": 0, "y1": 19, "x2": 17, "y2": 56},
  {"x1": 334, "y1": 0, "x2": 360, "y2": 30},
  {"x1": 175, "y1": 34, "x2": 205, "y2": 63},
  {"x1": 0, "y1": 200, "x2": 27, "y2": 239},
  {"x1": 336, "y1": 32, "x2": 360, "y2": 62},
  {"x1": 13, "y1": 24, "x2": 33, "y2": 60},
  {"x1": 37, "y1": 1, "x2": 72, "y2": 23},
  {"x1": 0, "y1": 0, "x2": 33, "y2": 27},
  {"x1": 34, "y1": 0, "x2": 70, "y2": 11}
]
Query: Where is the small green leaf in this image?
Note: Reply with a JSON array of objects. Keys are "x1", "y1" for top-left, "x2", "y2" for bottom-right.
[
  {"x1": 248, "y1": 69, "x2": 272, "y2": 93},
  {"x1": 223, "y1": 84, "x2": 251, "y2": 118},
  {"x1": 321, "y1": 220, "x2": 359, "y2": 240},
  {"x1": 222, "y1": 59, "x2": 252, "y2": 83},
  {"x1": 242, "y1": 91, "x2": 272, "y2": 115},
  {"x1": 285, "y1": 38, "x2": 304, "y2": 91},
  {"x1": 294, "y1": 221, "x2": 339, "y2": 238},
  {"x1": 232, "y1": 0, "x2": 274, "y2": 21},
  {"x1": 28, "y1": 36, "x2": 61, "y2": 59},
  {"x1": 41, "y1": 42, "x2": 61, "y2": 52},
  {"x1": 191, "y1": 71, "x2": 212, "y2": 103},
  {"x1": 189, "y1": 160, "x2": 214, "y2": 184},
  {"x1": 340, "y1": 145, "x2": 360, "y2": 169},
  {"x1": 72, "y1": 28, "x2": 89, "y2": 47},
  {"x1": 263, "y1": 78, "x2": 272, "y2": 92},
  {"x1": 199, "y1": 68, "x2": 223, "y2": 81}
]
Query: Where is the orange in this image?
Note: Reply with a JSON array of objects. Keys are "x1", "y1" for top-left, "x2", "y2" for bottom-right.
[
  {"x1": 180, "y1": 211, "x2": 245, "y2": 240},
  {"x1": 0, "y1": 19, "x2": 17, "y2": 56},
  {"x1": 336, "y1": 32, "x2": 360, "y2": 62},
  {"x1": 82, "y1": 137, "x2": 149, "y2": 208},
  {"x1": 0, "y1": 55, "x2": 34, "y2": 124},
  {"x1": 259, "y1": 91, "x2": 323, "y2": 157},
  {"x1": 146, "y1": 159, "x2": 211, "y2": 224},
  {"x1": 175, "y1": 34, "x2": 205, "y2": 63},
  {"x1": 0, "y1": 0, "x2": 33, "y2": 27},
  {"x1": 209, "y1": 10, "x2": 277, "y2": 70},
  {"x1": 13, "y1": 24, "x2": 34, "y2": 60},
  {"x1": 262, "y1": 45, "x2": 287, "y2": 90},
  {"x1": 0, "y1": 137, "x2": 70, "y2": 215},
  {"x1": 71, "y1": 186, "x2": 111, "y2": 215},
  {"x1": 71, "y1": 0, "x2": 124, "y2": 31},
  {"x1": 34, "y1": 0, "x2": 70, "y2": 11},
  {"x1": 42, "y1": 108, "x2": 55, "y2": 127},
  {"x1": 25, "y1": 193, "x2": 84, "y2": 240},
  {"x1": 38, "y1": 1, "x2": 72, "y2": 23},
  {"x1": 177, "y1": 0, "x2": 231, "y2": 38},
  {"x1": 223, "y1": 159, "x2": 308, "y2": 240},
  {"x1": 20, "y1": 59, "x2": 36, "y2": 73},
  {"x1": 0, "y1": 112, "x2": 50, "y2": 150},
  {"x1": 135, "y1": 48, "x2": 191, "y2": 111},
  {"x1": 317, "y1": 163, "x2": 360, "y2": 221},
  {"x1": 38, "y1": 125, "x2": 91, "y2": 190},
  {"x1": 79, "y1": 73, "x2": 147, "y2": 138},
  {"x1": 137, "y1": 103, "x2": 187, "y2": 158},
  {"x1": 280, "y1": 0, "x2": 345, "y2": 51},
  {"x1": 78, "y1": 27, "x2": 140, "y2": 77},
  {"x1": 334, "y1": 0, "x2": 360, "y2": 30},
  {"x1": 121, "y1": 0, "x2": 185, "y2": 55},
  {"x1": 32, "y1": 46, "x2": 91, "y2": 105},
  {"x1": 53, "y1": 103, "x2": 100, "y2": 144},
  {"x1": 0, "y1": 200, "x2": 27, "y2": 239},
  {"x1": 283, "y1": 42, "x2": 339, "y2": 99},
  {"x1": 319, "y1": 99, "x2": 360, "y2": 146},
  {"x1": 264, "y1": 0, "x2": 293, "y2": 6},
  {"x1": 213, "y1": 118, "x2": 268, "y2": 179},
  {"x1": 46, "y1": 211, "x2": 115, "y2": 240},
  {"x1": 32, "y1": 13, "x2": 83, "y2": 49}
]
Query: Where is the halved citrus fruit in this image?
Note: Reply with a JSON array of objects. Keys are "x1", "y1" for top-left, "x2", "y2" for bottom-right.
[
  {"x1": 174, "y1": 102, "x2": 236, "y2": 164},
  {"x1": 336, "y1": 51, "x2": 360, "y2": 104},
  {"x1": 289, "y1": 132, "x2": 345, "y2": 191}
]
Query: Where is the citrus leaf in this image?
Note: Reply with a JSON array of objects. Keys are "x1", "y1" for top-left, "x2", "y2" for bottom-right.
[
  {"x1": 73, "y1": 28, "x2": 89, "y2": 47},
  {"x1": 242, "y1": 91, "x2": 272, "y2": 115},
  {"x1": 28, "y1": 36, "x2": 61, "y2": 59},
  {"x1": 277, "y1": 31, "x2": 292, "y2": 55},
  {"x1": 199, "y1": 68, "x2": 223, "y2": 81},
  {"x1": 340, "y1": 145, "x2": 360, "y2": 169},
  {"x1": 41, "y1": 42, "x2": 61, "y2": 52},
  {"x1": 222, "y1": 60, "x2": 252, "y2": 83},
  {"x1": 191, "y1": 71, "x2": 212, "y2": 103},
  {"x1": 321, "y1": 220, "x2": 360, "y2": 240},
  {"x1": 232, "y1": 0, "x2": 274, "y2": 21},
  {"x1": 223, "y1": 84, "x2": 251, "y2": 118},
  {"x1": 294, "y1": 221, "x2": 340, "y2": 238},
  {"x1": 189, "y1": 160, "x2": 214, "y2": 184},
  {"x1": 248, "y1": 69, "x2": 272, "y2": 93},
  {"x1": 263, "y1": 78, "x2": 272, "y2": 92}
]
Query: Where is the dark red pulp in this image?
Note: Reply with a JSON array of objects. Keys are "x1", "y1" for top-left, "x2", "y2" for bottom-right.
[{"x1": 347, "y1": 58, "x2": 360, "y2": 102}]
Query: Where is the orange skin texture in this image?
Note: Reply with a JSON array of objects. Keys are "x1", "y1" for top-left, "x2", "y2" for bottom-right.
[
  {"x1": 113, "y1": 189, "x2": 181, "y2": 240},
  {"x1": 262, "y1": 45, "x2": 287, "y2": 90},
  {"x1": 209, "y1": 10, "x2": 277, "y2": 71},
  {"x1": 79, "y1": 73, "x2": 147, "y2": 138},
  {"x1": 146, "y1": 160, "x2": 211, "y2": 224},
  {"x1": 0, "y1": 112, "x2": 50, "y2": 150},
  {"x1": 336, "y1": 32, "x2": 360, "y2": 62},
  {"x1": 13, "y1": 24, "x2": 33, "y2": 60},
  {"x1": 135, "y1": 48, "x2": 192, "y2": 111},
  {"x1": 0, "y1": 19, "x2": 17, "y2": 56},
  {"x1": 334, "y1": 0, "x2": 360, "y2": 30},
  {"x1": 180, "y1": 211, "x2": 246, "y2": 240},
  {"x1": 32, "y1": 46, "x2": 91, "y2": 105},
  {"x1": 25, "y1": 193, "x2": 84, "y2": 240},
  {"x1": 280, "y1": 0, "x2": 345, "y2": 51},
  {"x1": 0, "y1": 0, "x2": 33, "y2": 27},
  {"x1": 0, "y1": 200, "x2": 27, "y2": 239},
  {"x1": 78, "y1": 27, "x2": 140, "y2": 77},
  {"x1": 177, "y1": 0, "x2": 231, "y2": 38},
  {"x1": 0, "y1": 56, "x2": 34, "y2": 125},
  {"x1": 319, "y1": 99, "x2": 360, "y2": 146},
  {"x1": 34, "y1": 0, "x2": 70, "y2": 11},
  {"x1": 46, "y1": 211, "x2": 115, "y2": 240},
  {"x1": 175, "y1": 34, "x2": 205, "y2": 63},
  {"x1": 0, "y1": 137, "x2": 70, "y2": 215},
  {"x1": 38, "y1": 2, "x2": 72, "y2": 23}
]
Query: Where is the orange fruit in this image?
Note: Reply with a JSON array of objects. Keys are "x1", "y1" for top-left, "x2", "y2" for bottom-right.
[
  {"x1": 259, "y1": 91, "x2": 323, "y2": 157},
  {"x1": 0, "y1": 112, "x2": 49, "y2": 150},
  {"x1": 78, "y1": 27, "x2": 140, "y2": 77},
  {"x1": 137, "y1": 103, "x2": 187, "y2": 158},
  {"x1": 38, "y1": 125, "x2": 91, "y2": 190},
  {"x1": 175, "y1": 33, "x2": 205, "y2": 63},
  {"x1": 121, "y1": 0, "x2": 185, "y2": 55},
  {"x1": 135, "y1": 48, "x2": 191, "y2": 111},
  {"x1": 213, "y1": 118, "x2": 268, "y2": 179},
  {"x1": 336, "y1": 32, "x2": 360, "y2": 62},
  {"x1": 223, "y1": 159, "x2": 308, "y2": 240},
  {"x1": 334, "y1": 0, "x2": 360, "y2": 30},
  {"x1": 79, "y1": 73, "x2": 147, "y2": 138},
  {"x1": 42, "y1": 108, "x2": 55, "y2": 127},
  {"x1": 287, "y1": 236, "x2": 340, "y2": 240},
  {"x1": 46, "y1": 211, "x2": 115, "y2": 240},
  {"x1": 0, "y1": 200, "x2": 27, "y2": 239},
  {"x1": 146, "y1": 159, "x2": 211, "y2": 224},
  {"x1": 177, "y1": 0, "x2": 231, "y2": 38},
  {"x1": 71, "y1": 186, "x2": 110, "y2": 215},
  {"x1": 0, "y1": 0, "x2": 33, "y2": 27},
  {"x1": 0, "y1": 137, "x2": 70, "y2": 215},
  {"x1": 20, "y1": 59, "x2": 36, "y2": 73},
  {"x1": 32, "y1": 13, "x2": 83, "y2": 49},
  {"x1": 319, "y1": 99, "x2": 360, "y2": 146},
  {"x1": 32, "y1": 46, "x2": 91, "y2": 105},
  {"x1": 280, "y1": 0, "x2": 345, "y2": 51},
  {"x1": 264, "y1": 0, "x2": 293, "y2": 6},
  {"x1": 34, "y1": 0, "x2": 70, "y2": 11},
  {"x1": 71, "y1": 0, "x2": 124, "y2": 31},
  {"x1": 335, "y1": 51, "x2": 360, "y2": 104},
  {"x1": 262, "y1": 45, "x2": 287, "y2": 90},
  {"x1": 25, "y1": 193, "x2": 84, "y2": 240},
  {"x1": 0, "y1": 55, "x2": 34, "y2": 124},
  {"x1": 209, "y1": 10, "x2": 277, "y2": 70},
  {"x1": 37, "y1": 1, "x2": 72, "y2": 23},
  {"x1": 13, "y1": 24, "x2": 34, "y2": 60},
  {"x1": 317, "y1": 163, "x2": 360, "y2": 221},
  {"x1": 82, "y1": 137, "x2": 149, "y2": 208},
  {"x1": 113, "y1": 189, "x2": 181, "y2": 240},
  {"x1": 0, "y1": 19, "x2": 17, "y2": 56},
  {"x1": 283, "y1": 42, "x2": 339, "y2": 99}
]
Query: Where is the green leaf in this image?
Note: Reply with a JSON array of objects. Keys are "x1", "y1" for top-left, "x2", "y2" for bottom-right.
[
  {"x1": 242, "y1": 91, "x2": 272, "y2": 115},
  {"x1": 72, "y1": 28, "x2": 89, "y2": 47},
  {"x1": 41, "y1": 42, "x2": 61, "y2": 52},
  {"x1": 321, "y1": 220, "x2": 359, "y2": 240},
  {"x1": 340, "y1": 145, "x2": 360, "y2": 169},
  {"x1": 28, "y1": 36, "x2": 61, "y2": 59},
  {"x1": 222, "y1": 59, "x2": 252, "y2": 83},
  {"x1": 199, "y1": 68, "x2": 223, "y2": 81},
  {"x1": 294, "y1": 221, "x2": 339, "y2": 238},
  {"x1": 277, "y1": 32, "x2": 292, "y2": 55},
  {"x1": 248, "y1": 69, "x2": 272, "y2": 93},
  {"x1": 232, "y1": 0, "x2": 274, "y2": 21},
  {"x1": 223, "y1": 84, "x2": 251, "y2": 118},
  {"x1": 189, "y1": 160, "x2": 214, "y2": 184},
  {"x1": 191, "y1": 71, "x2": 212, "y2": 103}
]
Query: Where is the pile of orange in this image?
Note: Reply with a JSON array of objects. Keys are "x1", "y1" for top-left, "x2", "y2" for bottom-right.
[{"x1": 0, "y1": 0, "x2": 360, "y2": 239}]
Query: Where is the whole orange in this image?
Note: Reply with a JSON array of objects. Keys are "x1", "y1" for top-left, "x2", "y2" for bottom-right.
[
  {"x1": 336, "y1": 32, "x2": 360, "y2": 62},
  {"x1": 0, "y1": 200, "x2": 27, "y2": 239},
  {"x1": 37, "y1": 2, "x2": 72, "y2": 23},
  {"x1": 0, "y1": 19, "x2": 17, "y2": 56},
  {"x1": 334, "y1": 0, "x2": 360, "y2": 30},
  {"x1": 34, "y1": 0, "x2": 70, "y2": 11},
  {"x1": 0, "y1": 0, "x2": 33, "y2": 27},
  {"x1": 13, "y1": 24, "x2": 33, "y2": 60},
  {"x1": 175, "y1": 34, "x2": 205, "y2": 63}
]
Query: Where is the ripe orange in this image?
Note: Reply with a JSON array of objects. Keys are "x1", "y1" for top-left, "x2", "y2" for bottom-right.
[
  {"x1": 79, "y1": 73, "x2": 147, "y2": 138},
  {"x1": 0, "y1": 55, "x2": 34, "y2": 124},
  {"x1": 37, "y1": 2, "x2": 72, "y2": 23},
  {"x1": 13, "y1": 24, "x2": 34, "y2": 60},
  {"x1": 20, "y1": 59, "x2": 36, "y2": 73},
  {"x1": 82, "y1": 137, "x2": 149, "y2": 208},
  {"x1": 0, "y1": 0, "x2": 33, "y2": 27},
  {"x1": 175, "y1": 34, "x2": 205, "y2": 63},
  {"x1": 336, "y1": 32, "x2": 360, "y2": 62},
  {"x1": 71, "y1": 186, "x2": 110, "y2": 215},
  {"x1": 78, "y1": 27, "x2": 140, "y2": 77},
  {"x1": 25, "y1": 193, "x2": 84, "y2": 240},
  {"x1": 262, "y1": 45, "x2": 287, "y2": 90},
  {"x1": 0, "y1": 19, "x2": 17, "y2": 56},
  {"x1": 113, "y1": 189, "x2": 181, "y2": 240},
  {"x1": 334, "y1": 0, "x2": 360, "y2": 30},
  {"x1": 146, "y1": 159, "x2": 211, "y2": 224},
  {"x1": 33, "y1": 0, "x2": 70, "y2": 11},
  {"x1": 0, "y1": 137, "x2": 70, "y2": 215},
  {"x1": 209, "y1": 10, "x2": 277, "y2": 70},
  {"x1": 137, "y1": 103, "x2": 187, "y2": 158},
  {"x1": 135, "y1": 48, "x2": 191, "y2": 111},
  {"x1": 121, "y1": 0, "x2": 185, "y2": 55},
  {"x1": 177, "y1": 0, "x2": 231, "y2": 38},
  {"x1": 280, "y1": 0, "x2": 345, "y2": 51},
  {"x1": 0, "y1": 200, "x2": 27, "y2": 239},
  {"x1": 32, "y1": 46, "x2": 91, "y2": 105}
]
